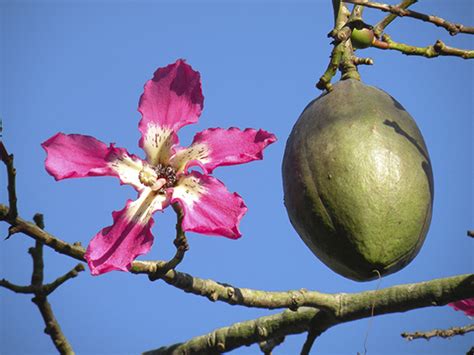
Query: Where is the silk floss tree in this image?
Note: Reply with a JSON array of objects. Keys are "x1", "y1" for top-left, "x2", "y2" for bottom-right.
[{"x1": 0, "y1": 1, "x2": 473, "y2": 354}]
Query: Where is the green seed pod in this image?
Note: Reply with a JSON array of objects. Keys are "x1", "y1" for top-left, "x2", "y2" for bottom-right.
[{"x1": 282, "y1": 79, "x2": 433, "y2": 281}]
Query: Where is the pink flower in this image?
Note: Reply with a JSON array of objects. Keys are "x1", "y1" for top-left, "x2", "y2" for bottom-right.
[
  {"x1": 448, "y1": 298, "x2": 474, "y2": 317},
  {"x1": 42, "y1": 59, "x2": 276, "y2": 275}
]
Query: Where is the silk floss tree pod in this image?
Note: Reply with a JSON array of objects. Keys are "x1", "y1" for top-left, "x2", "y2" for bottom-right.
[{"x1": 282, "y1": 79, "x2": 434, "y2": 281}]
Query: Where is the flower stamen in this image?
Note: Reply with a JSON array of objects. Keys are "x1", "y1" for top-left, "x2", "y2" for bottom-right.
[
  {"x1": 139, "y1": 164, "x2": 177, "y2": 193},
  {"x1": 154, "y1": 163, "x2": 177, "y2": 193},
  {"x1": 139, "y1": 167, "x2": 158, "y2": 187}
]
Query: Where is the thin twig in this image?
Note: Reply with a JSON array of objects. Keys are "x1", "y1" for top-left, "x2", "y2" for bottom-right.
[
  {"x1": 0, "y1": 279, "x2": 35, "y2": 293},
  {"x1": 43, "y1": 264, "x2": 85, "y2": 295},
  {"x1": 0, "y1": 142, "x2": 18, "y2": 220},
  {"x1": 401, "y1": 324, "x2": 474, "y2": 340},
  {"x1": 148, "y1": 204, "x2": 188, "y2": 281},
  {"x1": 344, "y1": 0, "x2": 474, "y2": 35},
  {"x1": 372, "y1": 35, "x2": 474, "y2": 59},
  {"x1": 373, "y1": 0, "x2": 417, "y2": 37},
  {"x1": 300, "y1": 311, "x2": 334, "y2": 355}
]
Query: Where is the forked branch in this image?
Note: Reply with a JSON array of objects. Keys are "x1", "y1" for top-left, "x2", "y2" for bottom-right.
[
  {"x1": 0, "y1": 237, "x2": 84, "y2": 354},
  {"x1": 344, "y1": 0, "x2": 474, "y2": 35},
  {"x1": 373, "y1": 0, "x2": 417, "y2": 37}
]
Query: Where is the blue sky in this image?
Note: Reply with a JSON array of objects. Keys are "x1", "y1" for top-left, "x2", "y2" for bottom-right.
[{"x1": 1, "y1": 1, "x2": 472, "y2": 354}]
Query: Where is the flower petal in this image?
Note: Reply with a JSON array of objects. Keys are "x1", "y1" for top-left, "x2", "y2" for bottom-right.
[
  {"x1": 170, "y1": 128, "x2": 276, "y2": 173},
  {"x1": 171, "y1": 172, "x2": 247, "y2": 239},
  {"x1": 138, "y1": 59, "x2": 204, "y2": 165},
  {"x1": 42, "y1": 133, "x2": 146, "y2": 190},
  {"x1": 448, "y1": 298, "x2": 474, "y2": 317},
  {"x1": 84, "y1": 190, "x2": 167, "y2": 275}
]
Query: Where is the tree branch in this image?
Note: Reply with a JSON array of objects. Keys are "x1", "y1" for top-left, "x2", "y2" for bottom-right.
[
  {"x1": 372, "y1": 35, "x2": 474, "y2": 59},
  {"x1": 0, "y1": 279, "x2": 35, "y2": 294},
  {"x1": 43, "y1": 263, "x2": 85, "y2": 296},
  {"x1": 0, "y1": 142, "x2": 18, "y2": 220},
  {"x1": 144, "y1": 308, "x2": 321, "y2": 355},
  {"x1": 145, "y1": 274, "x2": 474, "y2": 354},
  {"x1": 401, "y1": 324, "x2": 474, "y2": 341},
  {"x1": 316, "y1": 1, "x2": 351, "y2": 91},
  {"x1": 0, "y1": 213, "x2": 83, "y2": 354},
  {"x1": 373, "y1": 0, "x2": 417, "y2": 37},
  {"x1": 300, "y1": 311, "x2": 334, "y2": 355},
  {"x1": 148, "y1": 203, "x2": 188, "y2": 281},
  {"x1": 31, "y1": 294, "x2": 74, "y2": 355},
  {"x1": 1, "y1": 204, "x2": 473, "y2": 314},
  {"x1": 344, "y1": 0, "x2": 474, "y2": 35}
]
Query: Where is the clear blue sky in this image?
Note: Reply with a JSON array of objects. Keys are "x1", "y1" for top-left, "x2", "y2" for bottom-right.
[{"x1": 1, "y1": 1, "x2": 472, "y2": 354}]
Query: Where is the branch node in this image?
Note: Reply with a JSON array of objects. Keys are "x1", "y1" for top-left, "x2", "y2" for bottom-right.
[
  {"x1": 216, "y1": 342, "x2": 225, "y2": 352},
  {"x1": 259, "y1": 336, "x2": 285, "y2": 355},
  {"x1": 208, "y1": 290, "x2": 219, "y2": 302},
  {"x1": 257, "y1": 325, "x2": 268, "y2": 339},
  {"x1": 33, "y1": 213, "x2": 45, "y2": 229},
  {"x1": 352, "y1": 56, "x2": 374, "y2": 65}
]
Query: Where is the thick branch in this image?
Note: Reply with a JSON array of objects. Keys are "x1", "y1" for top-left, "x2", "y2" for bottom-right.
[
  {"x1": 373, "y1": 0, "x2": 417, "y2": 37},
  {"x1": 144, "y1": 308, "x2": 321, "y2": 355},
  {"x1": 401, "y1": 324, "x2": 474, "y2": 341},
  {"x1": 2, "y1": 202, "x2": 473, "y2": 353},
  {"x1": 344, "y1": 0, "x2": 474, "y2": 35},
  {"x1": 146, "y1": 274, "x2": 474, "y2": 354},
  {"x1": 372, "y1": 35, "x2": 474, "y2": 59}
]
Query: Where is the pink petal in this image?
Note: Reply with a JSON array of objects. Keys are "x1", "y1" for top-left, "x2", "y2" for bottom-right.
[
  {"x1": 85, "y1": 191, "x2": 166, "y2": 275},
  {"x1": 448, "y1": 298, "x2": 474, "y2": 317},
  {"x1": 171, "y1": 172, "x2": 247, "y2": 239},
  {"x1": 138, "y1": 59, "x2": 204, "y2": 165},
  {"x1": 42, "y1": 133, "x2": 146, "y2": 190},
  {"x1": 170, "y1": 128, "x2": 276, "y2": 173}
]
